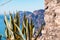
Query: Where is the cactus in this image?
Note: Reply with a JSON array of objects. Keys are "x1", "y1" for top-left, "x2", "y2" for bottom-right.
[{"x1": 4, "y1": 12, "x2": 44, "y2": 40}]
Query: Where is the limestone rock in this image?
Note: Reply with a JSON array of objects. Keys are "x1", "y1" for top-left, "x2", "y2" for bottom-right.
[{"x1": 40, "y1": 0, "x2": 60, "y2": 40}]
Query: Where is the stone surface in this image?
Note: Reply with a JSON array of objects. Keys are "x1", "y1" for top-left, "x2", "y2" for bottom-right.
[{"x1": 39, "y1": 0, "x2": 60, "y2": 40}]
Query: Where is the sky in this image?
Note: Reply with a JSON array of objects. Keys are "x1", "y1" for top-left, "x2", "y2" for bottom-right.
[{"x1": 0, "y1": 0, "x2": 44, "y2": 14}]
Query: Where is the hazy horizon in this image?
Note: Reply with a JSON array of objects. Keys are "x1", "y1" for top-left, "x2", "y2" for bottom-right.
[{"x1": 0, "y1": 0, "x2": 44, "y2": 14}]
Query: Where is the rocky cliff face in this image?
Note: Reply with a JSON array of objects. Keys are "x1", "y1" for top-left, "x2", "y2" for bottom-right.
[{"x1": 40, "y1": 0, "x2": 60, "y2": 40}]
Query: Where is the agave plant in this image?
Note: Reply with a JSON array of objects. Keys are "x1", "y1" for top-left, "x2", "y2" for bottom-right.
[{"x1": 4, "y1": 12, "x2": 44, "y2": 40}]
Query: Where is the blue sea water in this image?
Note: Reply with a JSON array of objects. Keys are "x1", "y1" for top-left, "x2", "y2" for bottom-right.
[{"x1": 0, "y1": 15, "x2": 6, "y2": 40}]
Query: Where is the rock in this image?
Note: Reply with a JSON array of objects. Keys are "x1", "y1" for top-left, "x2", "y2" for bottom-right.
[
  {"x1": 41, "y1": 30, "x2": 46, "y2": 34},
  {"x1": 39, "y1": 0, "x2": 60, "y2": 40}
]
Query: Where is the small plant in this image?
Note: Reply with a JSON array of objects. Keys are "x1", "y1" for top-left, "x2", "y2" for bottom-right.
[{"x1": 4, "y1": 12, "x2": 44, "y2": 40}]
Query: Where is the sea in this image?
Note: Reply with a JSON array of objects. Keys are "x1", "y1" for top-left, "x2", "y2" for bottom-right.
[{"x1": 0, "y1": 15, "x2": 6, "y2": 40}]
